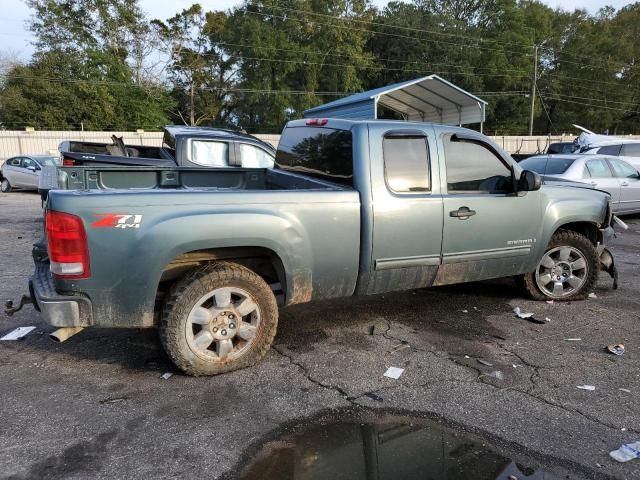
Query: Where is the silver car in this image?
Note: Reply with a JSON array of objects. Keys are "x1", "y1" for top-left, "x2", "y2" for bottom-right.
[
  {"x1": 1, "y1": 155, "x2": 59, "y2": 193},
  {"x1": 519, "y1": 154, "x2": 640, "y2": 214}
]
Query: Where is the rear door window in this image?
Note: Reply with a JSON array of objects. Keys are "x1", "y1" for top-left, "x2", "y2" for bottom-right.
[
  {"x1": 6, "y1": 157, "x2": 21, "y2": 167},
  {"x1": 276, "y1": 126, "x2": 353, "y2": 186},
  {"x1": 586, "y1": 159, "x2": 613, "y2": 177},
  {"x1": 609, "y1": 158, "x2": 638, "y2": 178},
  {"x1": 190, "y1": 140, "x2": 229, "y2": 167},
  {"x1": 598, "y1": 144, "x2": 622, "y2": 155},
  {"x1": 383, "y1": 134, "x2": 430, "y2": 193},
  {"x1": 621, "y1": 144, "x2": 640, "y2": 158}
]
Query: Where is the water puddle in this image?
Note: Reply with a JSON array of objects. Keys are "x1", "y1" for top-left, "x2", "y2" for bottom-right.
[{"x1": 238, "y1": 414, "x2": 566, "y2": 480}]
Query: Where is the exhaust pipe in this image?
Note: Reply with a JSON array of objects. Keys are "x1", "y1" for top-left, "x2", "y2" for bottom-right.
[{"x1": 50, "y1": 327, "x2": 84, "y2": 343}]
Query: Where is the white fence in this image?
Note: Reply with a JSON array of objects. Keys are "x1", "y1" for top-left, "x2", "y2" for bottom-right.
[{"x1": 1, "y1": 130, "x2": 640, "y2": 162}]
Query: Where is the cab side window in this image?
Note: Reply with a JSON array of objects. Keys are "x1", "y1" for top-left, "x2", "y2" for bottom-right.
[
  {"x1": 383, "y1": 134, "x2": 430, "y2": 193},
  {"x1": 444, "y1": 135, "x2": 512, "y2": 194},
  {"x1": 586, "y1": 159, "x2": 613, "y2": 178},
  {"x1": 6, "y1": 157, "x2": 21, "y2": 167},
  {"x1": 621, "y1": 144, "x2": 640, "y2": 158},
  {"x1": 22, "y1": 158, "x2": 37, "y2": 169},
  {"x1": 190, "y1": 140, "x2": 229, "y2": 167},
  {"x1": 239, "y1": 144, "x2": 274, "y2": 168}
]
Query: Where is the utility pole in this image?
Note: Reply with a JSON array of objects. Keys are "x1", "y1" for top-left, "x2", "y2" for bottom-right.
[{"x1": 529, "y1": 44, "x2": 538, "y2": 136}]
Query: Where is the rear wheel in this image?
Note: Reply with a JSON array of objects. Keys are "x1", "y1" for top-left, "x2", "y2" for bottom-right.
[
  {"x1": 1, "y1": 179, "x2": 11, "y2": 193},
  {"x1": 518, "y1": 230, "x2": 599, "y2": 301},
  {"x1": 159, "y1": 262, "x2": 278, "y2": 376}
]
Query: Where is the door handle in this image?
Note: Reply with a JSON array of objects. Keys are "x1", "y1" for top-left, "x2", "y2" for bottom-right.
[
  {"x1": 621, "y1": 181, "x2": 629, "y2": 187},
  {"x1": 449, "y1": 206, "x2": 476, "y2": 219}
]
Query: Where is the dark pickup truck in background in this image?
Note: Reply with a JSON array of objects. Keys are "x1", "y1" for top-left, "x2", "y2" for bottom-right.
[{"x1": 39, "y1": 126, "x2": 276, "y2": 198}]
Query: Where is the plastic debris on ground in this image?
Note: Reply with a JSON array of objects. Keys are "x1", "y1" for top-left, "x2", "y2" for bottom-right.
[
  {"x1": 462, "y1": 309, "x2": 468, "y2": 313},
  {"x1": 610, "y1": 441, "x2": 640, "y2": 462},
  {"x1": 488, "y1": 371, "x2": 504, "y2": 380},
  {"x1": 588, "y1": 293, "x2": 598, "y2": 299},
  {"x1": 545, "y1": 317, "x2": 551, "y2": 322},
  {"x1": 576, "y1": 385, "x2": 595, "y2": 391},
  {"x1": 383, "y1": 366, "x2": 404, "y2": 379},
  {"x1": 513, "y1": 307, "x2": 534, "y2": 319},
  {"x1": 564, "y1": 338, "x2": 582, "y2": 341},
  {"x1": 619, "y1": 388, "x2": 631, "y2": 393},
  {"x1": 546, "y1": 300, "x2": 554, "y2": 304},
  {"x1": 160, "y1": 372, "x2": 173, "y2": 380},
  {"x1": 477, "y1": 359, "x2": 493, "y2": 367},
  {"x1": 1, "y1": 326, "x2": 36, "y2": 341},
  {"x1": 606, "y1": 343, "x2": 625, "y2": 356}
]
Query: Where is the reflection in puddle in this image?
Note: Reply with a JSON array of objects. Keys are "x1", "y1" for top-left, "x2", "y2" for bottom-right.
[{"x1": 239, "y1": 417, "x2": 562, "y2": 480}]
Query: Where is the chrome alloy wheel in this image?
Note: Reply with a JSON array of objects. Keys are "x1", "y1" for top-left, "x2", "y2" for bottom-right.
[
  {"x1": 186, "y1": 287, "x2": 260, "y2": 361},
  {"x1": 535, "y1": 246, "x2": 588, "y2": 298}
]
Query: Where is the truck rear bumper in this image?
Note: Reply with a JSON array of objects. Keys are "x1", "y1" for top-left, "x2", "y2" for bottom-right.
[{"x1": 30, "y1": 262, "x2": 93, "y2": 328}]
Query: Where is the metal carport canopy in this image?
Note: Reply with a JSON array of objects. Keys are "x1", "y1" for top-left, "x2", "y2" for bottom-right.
[{"x1": 303, "y1": 74, "x2": 487, "y2": 126}]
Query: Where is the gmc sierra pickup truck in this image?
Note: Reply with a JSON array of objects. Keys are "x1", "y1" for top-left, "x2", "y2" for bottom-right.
[
  {"x1": 17, "y1": 119, "x2": 618, "y2": 376},
  {"x1": 38, "y1": 126, "x2": 275, "y2": 199}
]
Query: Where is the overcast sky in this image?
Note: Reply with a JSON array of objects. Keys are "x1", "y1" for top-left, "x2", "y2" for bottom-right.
[{"x1": 0, "y1": 0, "x2": 635, "y2": 60}]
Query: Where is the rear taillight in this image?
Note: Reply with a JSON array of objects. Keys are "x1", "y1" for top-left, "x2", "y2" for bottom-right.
[
  {"x1": 46, "y1": 210, "x2": 90, "y2": 279},
  {"x1": 62, "y1": 158, "x2": 75, "y2": 166}
]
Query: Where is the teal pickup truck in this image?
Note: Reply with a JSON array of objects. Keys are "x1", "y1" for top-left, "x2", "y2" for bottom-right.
[{"x1": 16, "y1": 119, "x2": 618, "y2": 376}]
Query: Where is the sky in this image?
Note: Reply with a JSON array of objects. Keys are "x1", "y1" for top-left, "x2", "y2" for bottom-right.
[{"x1": 0, "y1": 0, "x2": 635, "y2": 60}]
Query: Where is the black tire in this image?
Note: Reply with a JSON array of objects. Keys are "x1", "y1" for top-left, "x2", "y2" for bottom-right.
[
  {"x1": 517, "y1": 230, "x2": 599, "y2": 301},
  {"x1": 1, "y1": 178, "x2": 11, "y2": 193},
  {"x1": 159, "y1": 261, "x2": 278, "y2": 376}
]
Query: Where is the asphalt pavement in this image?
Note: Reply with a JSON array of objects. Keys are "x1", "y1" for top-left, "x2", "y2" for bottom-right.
[{"x1": 0, "y1": 191, "x2": 638, "y2": 479}]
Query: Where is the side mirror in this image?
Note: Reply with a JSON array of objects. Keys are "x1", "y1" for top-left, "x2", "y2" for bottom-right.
[
  {"x1": 27, "y1": 166, "x2": 37, "y2": 172},
  {"x1": 518, "y1": 170, "x2": 542, "y2": 192}
]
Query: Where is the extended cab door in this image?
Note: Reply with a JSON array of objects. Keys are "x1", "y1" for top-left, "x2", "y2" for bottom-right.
[
  {"x1": 364, "y1": 124, "x2": 443, "y2": 295},
  {"x1": 437, "y1": 133, "x2": 541, "y2": 284}
]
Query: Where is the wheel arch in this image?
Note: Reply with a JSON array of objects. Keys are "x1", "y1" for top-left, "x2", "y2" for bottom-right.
[
  {"x1": 158, "y1": 246, "x2": 288, "y2": 305},
  {"x1": 553, "y1": 221, "x2": 599, "y2": 246}
]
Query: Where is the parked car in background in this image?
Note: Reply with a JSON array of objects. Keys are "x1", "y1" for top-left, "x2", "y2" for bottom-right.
[
  {"x1": 547, "y1": 141, "x2": 579, "y2": 154},
  {"x1": 519, "y1": 154, "x2": 640, "y2": 214},
  {"x1": 1, "y1": 155, "x2": 59, "y2": 192},
  {"x1": 39, "y1": 126, "x2": 276, "y2": 200},
  {"x1": 573, "y1": 128, "x2": 640, "y2": 168}
]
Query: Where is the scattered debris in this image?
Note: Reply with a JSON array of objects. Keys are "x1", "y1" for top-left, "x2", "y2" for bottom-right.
[
  {"x1": 364, "y1": 392, "x2": 383, "y2": 402},
  {"x1": 546, "y1": 300, "x2": 554, "y2": 304},
  {"x1": 160, "y1": 372, "x2": 173, "y2": 380},
  {"x1": 622, "y1": 428, "x2": 628, "y2": 432},
  {"x1": 588, "y1": 293, "x2": 598, "y2": 299},
  {"x1": 606, "y1": 343, "x2": 625, "y2": 356},
  {"x1": 564, "y1": 338, "x2": 582, "y2": 341},
  {"x1": 473, "y1": 307, "x2": 479, "y2": 311},
  {"x1": 488, "y1": 371, "x2": 504, "y2": 380},
  {"x1": 619, "y1": 388, "x2": 631, "y2": 394},
  {"x1": 462, "y1": 309, "x2": 468, "y2": 313},
  {"x1": 1, "y1": 326, "x2": 36, "y2": 341},
  {"x1": 545, "y1": 317, "x2": 551, "y2": 322},
  {"x1": 477, "y1": 359, "x2": 493, "y2": 367},
  {"x1": 576, "y1": 385, "x2": 595, "y2": 391},
  {"x1": 513, "y1": 307, "x2": 534, "y2": 319},
  {"x1": 368, "y1": 325, "x2": 375, "y2": 335},
  {"x1": 512, "y1": 364, "x2": 521, "y2": 368},
  {"x1": 464, "y1": 355, "x2": 470, "y2": 359},
  {"x1": 389, "y1": 343, "x2": 410, "y2": 354},
  {"x1": 383, "y1": 366, "x2": 404, "y2": 379},
  {"x1": 610, "y1": 441, "x2": 640, "y2": 462},
  {"x1": 595, "y1": 463, "x2": 602, "y2": 468}
]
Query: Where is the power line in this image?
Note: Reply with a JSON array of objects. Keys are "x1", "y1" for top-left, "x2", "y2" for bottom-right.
[{"x1": 540, "y1": 94, "x2": 640, "y2": 114}]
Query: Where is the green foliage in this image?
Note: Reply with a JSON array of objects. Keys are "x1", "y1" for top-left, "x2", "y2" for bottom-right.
[{"x1": 1, "y1": 0, "x2": 639, "y2": 134}]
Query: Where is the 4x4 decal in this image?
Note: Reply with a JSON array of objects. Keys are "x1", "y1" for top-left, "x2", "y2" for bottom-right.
[{"x1": 91, "y1": 214, "x2": 143, "y2": 229}]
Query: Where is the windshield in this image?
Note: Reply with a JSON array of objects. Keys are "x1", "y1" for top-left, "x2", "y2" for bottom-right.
[{"x1": 520, "y1": 156, "x2": 575, "y2": 175}]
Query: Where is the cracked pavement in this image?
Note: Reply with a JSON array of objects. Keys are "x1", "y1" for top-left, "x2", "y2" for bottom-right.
[{"x1": 1, "y1": 191, "x2": 639, "y2": 479}]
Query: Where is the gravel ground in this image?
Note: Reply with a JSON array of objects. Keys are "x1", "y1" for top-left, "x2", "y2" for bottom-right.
[{"x1": 1, "y1": 191, "x2": 639, "y2": 479}]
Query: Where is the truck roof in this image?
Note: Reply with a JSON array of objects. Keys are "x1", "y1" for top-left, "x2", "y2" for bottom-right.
[
  {"x1": 284, "y1": 118, "x2": 478, "y2": 134},
  {"x1": 164, "y1": 125, "x2": 276, "y2": 152}
]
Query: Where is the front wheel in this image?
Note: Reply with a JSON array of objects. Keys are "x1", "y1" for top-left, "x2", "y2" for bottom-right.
[
  {"x1": 159, "y1": 262, "x2": 278, "y2": 376},
  {"x1": 518, "y1": 230, "x2": 599, "y2": 301},
  {"x1": 1, "y1": 178, "x2": 11, "y2": 193}
]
